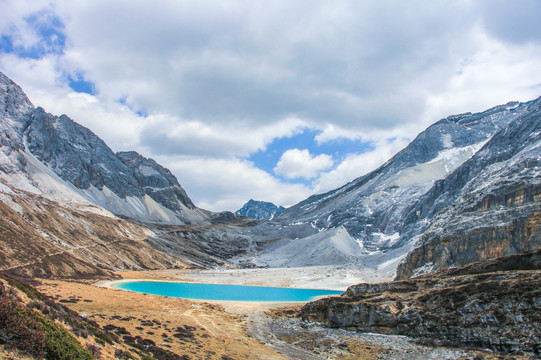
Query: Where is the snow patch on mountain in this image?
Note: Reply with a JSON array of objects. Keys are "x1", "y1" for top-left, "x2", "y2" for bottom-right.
[
  {"x1": 373, "y1": 232, "x2": 400, "y2": 248},
  {"x1": 441, "y1": 133, "x2": 454, "y2": 148},
  {"x1": 385, "y1": 141, "x2": 487, "y2": 189}
]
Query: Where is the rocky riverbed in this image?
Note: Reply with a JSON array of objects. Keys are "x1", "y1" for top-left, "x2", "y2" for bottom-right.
[{"x1": 251, "y1": 308, "x2": 477, "y2": 360}]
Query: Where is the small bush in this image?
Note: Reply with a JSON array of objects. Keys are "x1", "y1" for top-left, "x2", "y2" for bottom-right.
[
  {"x1": 114, "y1": 348, "x2": 135, "y2": 359},
  {"x1": 140, "y1": 355, "x2": 156, "y2": 360},
  {"x1": 86, "y1": 321, "x2": 118, "y2": 345},
  {"x1": 86, "y1": 342, "x2": 102, "y2": 359},
  {"x1": 27, "y1": 300, "x2": 50, "y2": 314},
  {"x1": 0, "y1": 273, "x2": 44, "y2": 301}
]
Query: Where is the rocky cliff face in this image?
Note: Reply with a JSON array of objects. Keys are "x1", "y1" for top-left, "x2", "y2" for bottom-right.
[
  {"x1": 395, "y1": 98, "x2": 541, "y2": 279},
  {"x1": 300, "y1": 250, "x2": 541, "y2": 355},
  {"x1": 0, "y1": 72, "x2": 34, "y2": 150},
  {"x1": 116, "y1": 150, "x2": 195, "y2": 211},
  {"x1": 0, "y1": 71, "x2": 206, "y2": 225},
  {"x1": 235, "y1": 199, "x2": 285, "y2": 221},
  {"x1": 26, "y1": 107, "x2": 142, "y2": 198}
]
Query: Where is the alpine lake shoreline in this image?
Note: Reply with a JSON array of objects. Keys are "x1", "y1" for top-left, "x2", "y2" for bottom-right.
[{"x1": 19, "y1": 266, "x2": 535, "y2": 360}]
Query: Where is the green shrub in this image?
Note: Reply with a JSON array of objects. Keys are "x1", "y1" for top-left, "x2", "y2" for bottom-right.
[
  {"x1": 1, "y1": 277, "x2": 100, "y2": 359},
  {"x1": 0, "y1": 273, "x2": 44, "y2": 300},
  {"x1": 35, "y1": 314, "x2": 95, "y2": 360}
]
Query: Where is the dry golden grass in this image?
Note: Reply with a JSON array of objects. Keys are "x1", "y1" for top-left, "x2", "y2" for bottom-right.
[{"x1": 36, "y1": 275, "x2": 287, "y2": 360}]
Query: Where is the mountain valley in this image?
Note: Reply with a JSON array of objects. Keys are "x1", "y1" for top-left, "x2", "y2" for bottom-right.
[{"x1": 1, "y1": 70, "x2": 540, "y2": 359}]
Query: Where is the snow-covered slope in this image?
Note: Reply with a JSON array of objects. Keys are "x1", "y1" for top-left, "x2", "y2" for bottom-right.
[
  {"x1": 0, "y1": 71, "x2": 208, "y2": 225},
  {"x1": 240, "y1": 97, "x2": 541, "y2": 273}
]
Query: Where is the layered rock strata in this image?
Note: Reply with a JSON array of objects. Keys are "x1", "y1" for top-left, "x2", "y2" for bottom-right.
[{"x1": 301, "y1": 250, "x2": 541, "y2": 355}]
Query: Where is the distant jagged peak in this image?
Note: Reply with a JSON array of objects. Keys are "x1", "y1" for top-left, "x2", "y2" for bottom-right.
[
  {"x1": 0, "y1": 72, "x2": 33, "y2": 115},
  {"x1": 236, "y1": 199, "x2": 285, "y2": 221},
  {"x1": 0, "y1": 71, "x2": 31, "y2": 101}
]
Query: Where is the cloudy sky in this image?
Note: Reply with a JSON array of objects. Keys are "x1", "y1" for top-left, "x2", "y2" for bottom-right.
[{"x1": 1, "y1": 1, "x2": 541, "y2": 211}]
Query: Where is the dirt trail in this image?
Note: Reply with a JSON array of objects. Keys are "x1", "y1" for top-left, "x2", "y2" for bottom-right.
[
  {"x1": 244, "y1": 309, "x2": 325, "y2": 360},
  {"x1": 213, "y1": 301, "x2": 325, "y2": 360}
]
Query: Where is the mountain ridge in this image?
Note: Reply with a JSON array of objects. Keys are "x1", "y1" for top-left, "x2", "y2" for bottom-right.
[
  {"x1": 395, "y1": 97, "x2": 541, "y2": 278},
  {"x1": 0, "y1": 71, "x2": 208, "y2": 225},
  {"x1": 237, "y1": 95, "x2": 541, "y2": 274}
]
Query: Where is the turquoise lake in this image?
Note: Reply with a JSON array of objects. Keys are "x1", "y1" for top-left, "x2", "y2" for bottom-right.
[{"x1": 112, "y1": 281, "x2": 343, "y2": 302}]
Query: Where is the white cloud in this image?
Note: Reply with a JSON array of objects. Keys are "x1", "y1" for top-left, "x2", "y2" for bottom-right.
[
  {"x1": 0, "y1": 0, "x2": 52, "y2": 47},
  {"x1": 0, "y1": 54, "x2": 147, "y2": 152},
  {"x1": 36, "y1": 1, "x2": 481, "y2": 132},
  {"x1": 419, "y1": 28, "x2": 541, "y2": 128},
  {"x1": 2, "y1": 1, "x2": 541, "y2": 211},
  {"x1": 274, "y1": 149, "x2": 333, "y2": 180},
  {"x1": 139, "y1": 115, "x2": 308, "y2": 158},
  {"x1": 156, "y1": 156, "x2": 312, "y2": 211}
]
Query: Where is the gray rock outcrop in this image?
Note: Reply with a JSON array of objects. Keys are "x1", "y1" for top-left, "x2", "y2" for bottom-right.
[{"x1": 301, "y1": 250, "x2": 541, "y2": 355}]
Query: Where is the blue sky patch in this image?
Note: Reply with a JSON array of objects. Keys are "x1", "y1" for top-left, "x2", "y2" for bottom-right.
[
  {"x1": 247, "y1": 128, "x2": 374, "y2": 185},
  {"x1": 67, "y1": 74, "x2": 96, "y2": 95},
  {"x1": 0, "y1": 9, "x2": 66, "y2": 59},
  {"x1": 68, "y1": 76, "x2": 96, "y2": 95},
  {"x1": 0, "y1": 35, "x2": 14, "y2": 53}
]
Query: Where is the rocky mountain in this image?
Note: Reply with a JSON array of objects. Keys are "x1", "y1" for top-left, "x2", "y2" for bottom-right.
[
  {"x1": 395, "y1": 98, "x2": 541, "y2": 278},
  {"x1": 0, "y1": 182, "x2": 182, "y2": 278},
  {"x1": 0, "y1": 174, "x2": 253, "y2": 278},
  {"x1": 235, "y1": 199, "x2": 285, "y2": 221},
  {"x1": 2, "y1": 70, "x2": 540, "y2": 282},
  {"x1": 0, "y1": 71, "x2": 254, "y2": 278},
  {"x1": 237, "y1": 96, "x2": 541, "y2": 273},
  {"x1": 0, "y1": 71, "x2": 208, "y2": 225}
]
